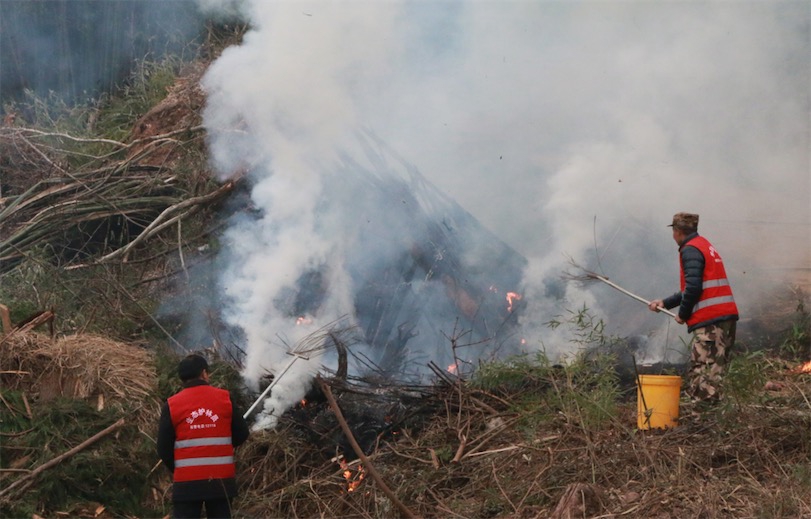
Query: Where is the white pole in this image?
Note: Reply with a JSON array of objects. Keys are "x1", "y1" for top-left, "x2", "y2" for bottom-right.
[
  {"x1": 592, "y1": 274, "x2": 678, "y2": 319},
  {"x1": 243, "y1": 352, "x2": 309, "y2": 420}
]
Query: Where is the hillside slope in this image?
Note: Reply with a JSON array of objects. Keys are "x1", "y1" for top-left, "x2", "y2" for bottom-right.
[{"x1": 1, "y1": 60, "x2": 809, "y2": 519}]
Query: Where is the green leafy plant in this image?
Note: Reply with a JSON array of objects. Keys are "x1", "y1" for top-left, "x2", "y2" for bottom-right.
[
  {"x1": 724, "y1": 349, "x2": 770, "y2": 405},
  {"x1": 472, "y1": 306, "x2": 622, "y2": 435},
  {"x1": 545, "y1": 303, "x2": 612, "y2": 349},
  {"x1": 779, "y1": 299, "x2": 810, "y2": 361},
  {"x1": 0, "y1": 397, "x2": 161, "y2": 518},
  {"x1": 547, "y1": 351, "x2": 621, "y2": 430}
]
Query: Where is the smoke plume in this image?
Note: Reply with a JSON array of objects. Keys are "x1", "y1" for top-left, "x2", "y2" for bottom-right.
[{"x1": 199, "y1": 1, "x2": 810, "y2": 426}]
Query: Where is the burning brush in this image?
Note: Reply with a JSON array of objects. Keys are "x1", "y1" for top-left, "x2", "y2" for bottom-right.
[
  {"x1": 563, "y1": 257, "x2": 677, "y2": 319},
  {"x1": 333, "y1": 455, "x2": 366, "y2": 493},
  {"x1": 790, "y1": 359, "x2": 811, "y2": 374},
  {"x1": 243, "y1": 320, "x2": 356, "y2": 422}
]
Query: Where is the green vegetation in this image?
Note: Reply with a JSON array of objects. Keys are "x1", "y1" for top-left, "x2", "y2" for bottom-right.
[
  {"x1": 780, "y1": 298, "x2": 811, "y2": 360},
  {"x1": 725, "y1": 349, "x2": 771, "y2": 405},
  {"x1": 471, "y1": 307, "x2": 623, "y2": 435},
  {"x1": 472, "y1": 349, "x2": 620, "y2": 434},
  {"x1": 0, "y1": 393, "x2": 160, "y2": 518},
  {"x1": 94, "y1": 57, "x2": 184, "y2": 140}
]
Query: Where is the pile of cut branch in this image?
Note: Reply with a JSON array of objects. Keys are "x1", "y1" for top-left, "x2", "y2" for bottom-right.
[{"x1": 0, "y1": 126, "x2": 233, "y2": 273}]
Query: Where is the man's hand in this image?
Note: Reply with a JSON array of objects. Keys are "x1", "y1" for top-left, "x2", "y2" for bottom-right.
[{"x1": 649, "y1": 299, "x2": 685, "y2": 324}]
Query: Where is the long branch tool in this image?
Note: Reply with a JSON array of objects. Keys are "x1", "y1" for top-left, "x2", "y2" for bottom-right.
[
  {"x1": 591, "y1": 272, "x2": 677, "y2": 319},
  {"x1": 243, "y1": 351, "x2": 310, "y2": 420},
  {"x1": 564, "y1": 260, "x2": 677, "y2": 319},
  {"x1": 242, "y1": 320, "x2": 350, "y2": 420}
]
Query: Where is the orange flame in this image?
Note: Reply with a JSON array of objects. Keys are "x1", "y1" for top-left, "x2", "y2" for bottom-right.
[
  {"x1": 792, "y1": 360, "x2": 811, "y2": 374},
  {"x1": 447, "y1": 364, "x2": 458, "y2": 374},
  {"x1": 296, "y1": 316, "x2": 312, "y2": 326},
  {"x1": 338, "y1": 459, "x2": 365, "y2": 493},
  {"x1": 506, "y1": 292, "x2": 522, "y2": 312}
]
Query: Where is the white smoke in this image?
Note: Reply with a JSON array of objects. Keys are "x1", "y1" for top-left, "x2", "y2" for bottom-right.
[{"x1": 199, "y1": 1, "x2": 810, "y2": 422}]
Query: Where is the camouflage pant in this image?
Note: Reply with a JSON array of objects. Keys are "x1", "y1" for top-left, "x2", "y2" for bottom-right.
[{"x1": 686, "y1": 320, "x2": 737, "y2": 402}]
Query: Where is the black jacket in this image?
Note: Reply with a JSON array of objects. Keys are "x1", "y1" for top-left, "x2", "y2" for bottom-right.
[{"x1": 157, "y1": 379, "x2": 250, "y2": 501}]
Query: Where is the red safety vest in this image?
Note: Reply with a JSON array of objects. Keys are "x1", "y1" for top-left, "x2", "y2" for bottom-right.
[
  {"x1": 168, "y1": 385, "x2": 236, "y2": 482},
  {"x1": 680, "y1": 235, "x2": 738, "y2": 327}
]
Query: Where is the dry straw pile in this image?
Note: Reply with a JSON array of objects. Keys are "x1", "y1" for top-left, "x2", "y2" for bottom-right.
[{"x1": 1, "y1": 331, "x2": 158, "y2": 421}]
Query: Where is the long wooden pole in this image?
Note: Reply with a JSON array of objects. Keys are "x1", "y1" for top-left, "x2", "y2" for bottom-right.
[
  {"x1": 590, "y1": 273, "x2": 678, "y2": 319},
  {"x1": 243, "y1": 352, "x2": 309, "y2": 420},
  {"x1": 318, "y1": 377, "x2": 418, "y2": 519}
]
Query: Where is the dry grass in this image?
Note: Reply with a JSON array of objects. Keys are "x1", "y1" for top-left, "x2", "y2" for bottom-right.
[
  {"x1": 0, "y1": 331, "x2": 158, "y2": 424},
  {"x1": 0, "y1": 331, "x2": 165, "y2": 518},
  {"x1": 231, "y1": 362, "x2": 811, "y2": 519},
  {"x1": 1, "y1": 329, "x2": 809, "y2": 518}
]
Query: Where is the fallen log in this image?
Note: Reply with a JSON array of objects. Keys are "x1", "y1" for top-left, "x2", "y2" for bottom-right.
[{"x1": 0, "y1": 418, "x2": 125, "y2": 502}]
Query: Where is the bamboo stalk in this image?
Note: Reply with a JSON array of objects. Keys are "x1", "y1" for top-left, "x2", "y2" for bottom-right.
[
  {"x1": 0, "y1": 418, "x2": 125, "y2": 502},
  {"x1": 0, "y1": 126, "x2": 223, "y2": 273},
  {"x1": 93, "y1": 181, "x2": 235, "y2": 264}
]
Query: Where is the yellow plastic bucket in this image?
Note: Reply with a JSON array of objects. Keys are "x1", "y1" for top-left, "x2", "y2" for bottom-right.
[{"x1": 637, "y1": 374, "x2": 682, "y2": 430}]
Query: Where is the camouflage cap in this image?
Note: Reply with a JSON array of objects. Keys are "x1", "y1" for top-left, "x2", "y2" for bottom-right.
[{"x1": 668, "y1": 212, "x2": 699, "y2": 231}]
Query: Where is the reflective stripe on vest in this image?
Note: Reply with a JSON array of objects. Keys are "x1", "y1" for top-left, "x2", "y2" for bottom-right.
[
  {"x1": 175, "y1": 436, "x2": 233, "y2": 449},
  {"x1": 693, "y1": 295, "x2": 736, "y2": 312},
  {"x1": 175, "y1": 455, "x2": 235, "y2": 468},
  {"x1": 702, "y1": 278, "x2": 730, "y2": 289}
]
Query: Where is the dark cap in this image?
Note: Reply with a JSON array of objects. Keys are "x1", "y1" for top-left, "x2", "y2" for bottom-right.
[
  {"x1": 177, "y1": 354, "x2": 209, "y2": 382},
  {"x1": 668, "y1": 212, "x2": 699, "y2": 231}
]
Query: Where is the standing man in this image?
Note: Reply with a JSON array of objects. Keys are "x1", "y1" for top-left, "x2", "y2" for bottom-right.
[
  {"x1": 158, "y1": 354, "x2": 250, "y2": 519},
  {"x1": 648, "y1": 212, "x2": 739, "y2": 404}
]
